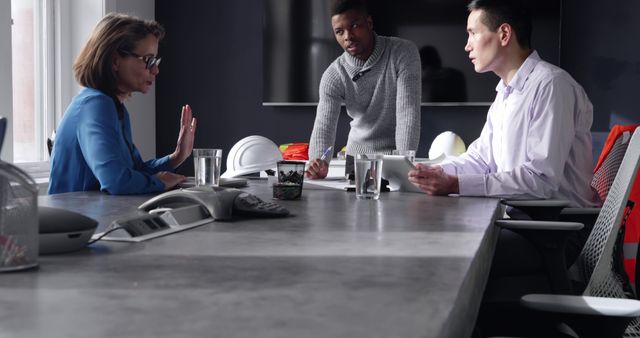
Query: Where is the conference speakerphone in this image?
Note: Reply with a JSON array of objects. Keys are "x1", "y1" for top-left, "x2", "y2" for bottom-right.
[{"x1": 97, "y1": 187, "x2": 289, "y2": 242}]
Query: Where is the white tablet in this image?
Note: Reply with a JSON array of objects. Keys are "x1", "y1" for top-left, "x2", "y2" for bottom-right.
[
  {"x1": 381, "y1": 155, "x2": 445, "y2": 193},
  {"x1": 381, "y1": 155, "x2": 422, "y2": 193}
]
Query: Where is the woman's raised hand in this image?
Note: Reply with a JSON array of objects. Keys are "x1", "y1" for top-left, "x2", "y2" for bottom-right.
[{"x1": 169, "y1": 104, "x2": 197, "y2": 168}]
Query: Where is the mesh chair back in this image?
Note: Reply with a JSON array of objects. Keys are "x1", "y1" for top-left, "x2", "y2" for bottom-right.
[
  {"x1": 568, "y1": 129, "x2": 640, "y2": 336},
  {"x1": 591, "y1": 131, "x2": 632, "y2": 203},
  {"x1": 0, "y1": 117, "x2": 6, "y2": 153}
]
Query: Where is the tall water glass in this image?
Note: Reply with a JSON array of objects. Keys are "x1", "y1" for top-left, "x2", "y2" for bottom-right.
[
  {"x1": 354, "y1": 154, "x2": 383, "y2": 200},
  {"x1": 193, "y1": 149, "x2": 223, "y2": 187}
]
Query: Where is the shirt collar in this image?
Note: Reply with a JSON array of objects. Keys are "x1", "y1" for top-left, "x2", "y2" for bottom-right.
[{"x1": 495, "y1": 50, "x2": 540, "y2": 95}]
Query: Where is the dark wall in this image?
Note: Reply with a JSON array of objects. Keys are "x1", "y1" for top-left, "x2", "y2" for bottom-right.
[
  {"x1": 155, "y1": 0, "x2": 487, "y2": 174},
  {"x1": 155, "y1": 0, "x2": 639, "y2": 175},
  {"x1": 560, "y1": 0, "x2": 640, "y2": 131}
]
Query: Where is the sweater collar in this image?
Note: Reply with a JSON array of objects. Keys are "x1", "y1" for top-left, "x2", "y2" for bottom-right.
[{"x1": 343, "y1": 33, "x2": 385, "y2": 73}]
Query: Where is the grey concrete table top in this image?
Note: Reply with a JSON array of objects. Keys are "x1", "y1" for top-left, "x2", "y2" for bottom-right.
[{"x1": 1, "y1": 181, "x2": 502, "y2": 338}]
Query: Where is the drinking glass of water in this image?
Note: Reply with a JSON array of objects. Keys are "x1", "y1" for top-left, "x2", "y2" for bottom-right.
[
  {"x1": 193, "y1": 149, "x2": 223, "y2": 187},
  {"x1": 354, "y1": 154, "x2": 383, "y2": 200}
]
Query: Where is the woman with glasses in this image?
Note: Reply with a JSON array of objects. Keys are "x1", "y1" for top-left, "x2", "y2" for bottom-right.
[{"x1": 49, "y1": 12, "x2": 196, "y2": 195}]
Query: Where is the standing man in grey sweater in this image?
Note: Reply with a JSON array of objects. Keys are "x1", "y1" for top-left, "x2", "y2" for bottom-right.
[{"x1": 305, "y1": 0, "x2": 422, "y2": 179}]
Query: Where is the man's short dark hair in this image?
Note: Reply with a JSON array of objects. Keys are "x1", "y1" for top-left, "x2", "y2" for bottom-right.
[
  {"x1": 467, "y1": 0, "x2": 532, "y2": 49},
  {"x1": 331, "y1": 0, "x2": 369, "y2": 16}
]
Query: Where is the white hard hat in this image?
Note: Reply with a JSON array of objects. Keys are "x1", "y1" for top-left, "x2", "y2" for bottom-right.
[
  {"x1": 221, "y1": 135, "x2": 283, "y2": 178},
  {"x1": 428, "y1": 131, "x2": 466, "y2": 159}
]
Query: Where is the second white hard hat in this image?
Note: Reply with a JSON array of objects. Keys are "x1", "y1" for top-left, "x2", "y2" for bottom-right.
[
  {"x1": 221, "y1": 135, "x2": 283, "y2": 178},
  {"x1": 428, "y1": 131, "x2": 466, "y2": 159}
]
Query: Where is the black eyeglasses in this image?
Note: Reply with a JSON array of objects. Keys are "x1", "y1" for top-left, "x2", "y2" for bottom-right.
[{"x1": 119, "y1": 50, "x2": 161, "y2": 69}]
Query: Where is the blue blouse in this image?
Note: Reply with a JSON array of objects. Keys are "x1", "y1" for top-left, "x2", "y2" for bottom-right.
[{"x1": 49, "y1": 88, "x2": 172, "y2": 195}]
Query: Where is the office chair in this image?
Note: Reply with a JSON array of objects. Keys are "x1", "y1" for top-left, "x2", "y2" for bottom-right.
[
  {"x1": 480, "y1": 128, "x2": 635, "y2": 317},
  {"x1": 591, "y1": 129, "x2": 634, "y2": 203},
  {"x1": 479, "y1": 129, "x2": 640, "y2": 337},
  {"x1": 503, "y1": 127, "x2": 635, "y2": 223},
  {"x1": 499, "y1": 128, "x2": 637, "y2": 293},
  {"x1": 495, "y1": 129, "x2": 640, "y2": 337},
  {"x1": 47, "y1": 130, "x2": 56, "y2": 156},
  {"x1": 0, "y1": 117, "x2": 6, "y2": 154}
]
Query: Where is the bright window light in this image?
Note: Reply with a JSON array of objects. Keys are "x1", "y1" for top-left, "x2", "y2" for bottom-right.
[{"x1": 11, "y1": 0, "x2": 50, "y2": 163}]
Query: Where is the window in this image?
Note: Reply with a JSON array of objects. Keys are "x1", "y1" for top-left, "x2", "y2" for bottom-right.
[
  {"x1": 11, "y1": 0, "x2": 54, "y2": 163},
  {"x1": 5, "y1": 0, "x2": 155, "y2": 170}
]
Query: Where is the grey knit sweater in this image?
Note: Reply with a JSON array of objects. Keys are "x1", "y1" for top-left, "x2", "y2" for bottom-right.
[{"x1": 308, "y1": 34, "x2": 421, "y2": 160}]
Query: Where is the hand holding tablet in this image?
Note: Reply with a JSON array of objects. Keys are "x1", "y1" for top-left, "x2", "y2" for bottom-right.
[{"x1": 381, "y1": 154, "x2": 444, "y2": 193}]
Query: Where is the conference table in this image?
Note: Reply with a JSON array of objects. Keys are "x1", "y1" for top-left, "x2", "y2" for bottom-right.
[{"x1": 1, "y1": 180, "x2": 502, "y2": 338}]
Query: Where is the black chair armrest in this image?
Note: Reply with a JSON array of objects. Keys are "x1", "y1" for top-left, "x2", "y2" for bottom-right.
[
  {"x1": 495, "y1": 220, "x2": 583, "y2": 231},
  {"x1": 495, "y1": 220, "x2": 584, "y2": 294},
  {"x1": 558, "y1": 207, "x2": 601, "y2": 230},
  {"x1": 502, "y1": 199, "x2": 572, "y2": 221}
]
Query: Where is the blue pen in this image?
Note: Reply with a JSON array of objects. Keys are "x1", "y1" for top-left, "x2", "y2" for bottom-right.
[{"x1": 320, "y1": 146, "x2": 333, "y2": 161}]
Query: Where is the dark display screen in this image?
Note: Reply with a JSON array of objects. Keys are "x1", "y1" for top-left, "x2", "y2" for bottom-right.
[{"x1": 263, "y1": 0, "x2": 562, "y2": 104}]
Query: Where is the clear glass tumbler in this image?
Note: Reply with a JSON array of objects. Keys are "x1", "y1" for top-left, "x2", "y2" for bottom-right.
[
  {"x1": 193, "y1": 148, "x2": 223, "y2": 187},
  {"x1": 354, "y1": 154, "x2": 383, "y2": 200}
]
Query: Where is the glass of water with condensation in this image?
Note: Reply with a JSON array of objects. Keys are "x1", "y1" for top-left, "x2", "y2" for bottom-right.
[
  {"x1": 354, "y1": 154, "x2": 383, "y2": 200},
  {"x1": 193, "y1": 149, "x2": 223, "y2": 187}
]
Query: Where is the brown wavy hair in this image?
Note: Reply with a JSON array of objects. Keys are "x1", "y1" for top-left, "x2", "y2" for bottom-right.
[{"x1": 73, "y1": 12, "x2": 165, "y2": 98}]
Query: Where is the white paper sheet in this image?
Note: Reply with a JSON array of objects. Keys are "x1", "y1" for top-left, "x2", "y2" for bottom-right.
[{"x1": 303, "y1": 178, "x2": 353, "y2": 190}]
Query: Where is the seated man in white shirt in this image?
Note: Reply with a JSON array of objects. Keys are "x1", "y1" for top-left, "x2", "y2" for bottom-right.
[
  {"x1": 409, "y1": 1, "x2": 596, "y2": 208},
  {"x1": 409, "y1": 0, "x2": 599, "y2": 281},
  {"x1": 408, "y1": 0, "x2": 599, "y2": 334}
]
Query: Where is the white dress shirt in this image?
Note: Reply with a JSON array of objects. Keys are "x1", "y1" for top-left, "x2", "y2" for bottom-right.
[{"x1": 440, "y1": 51, "x2": 598, "y2": 207}]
